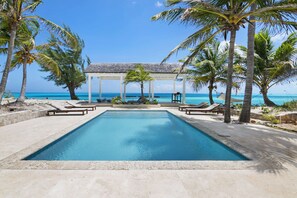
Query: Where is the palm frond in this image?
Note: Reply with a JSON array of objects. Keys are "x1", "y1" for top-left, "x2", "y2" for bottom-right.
[
  {"x1": 35, "y1": 53, "x2": 60, "y2": 76},
  {"x1": 22, "y1": 0, "x2": 42, "y2": 13},
  {"x1": 161, "y1": 25, "x2": 217, "y2": 64},
  {"x1": 180, "y1": 29, "x2": 222, "y2": 71}
]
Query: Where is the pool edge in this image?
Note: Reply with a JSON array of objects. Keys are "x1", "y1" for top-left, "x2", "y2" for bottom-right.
[{"x1": 0, "y1": 108, "x2": 263, "y2": 170}]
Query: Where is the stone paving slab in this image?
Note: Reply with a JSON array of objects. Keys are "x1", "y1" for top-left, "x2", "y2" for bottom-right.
[{"x1": 0, "y1": 169, "x2": 297, "y2": 198}]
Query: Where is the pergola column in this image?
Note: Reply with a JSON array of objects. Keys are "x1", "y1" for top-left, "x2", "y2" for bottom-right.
[
  {"x1": 151, "y1": 81, "x2": 155, "y2": 100},
  {"x1": 123, "y1": 84, "x2": 127, "y2": 102},
  {"x1": 182, "y1": 77, "x2": 186, "y2": 104},
  {"x1": 120, "y1": 75, "x2": 123, "y2": 99},
  {"x1": 88, "y1": 75, "x2": 92, "y2": 103},
  {"x1": 98, "y1": 77, "x2": 102, "y2": 99},
  {"x1": 149, "y1": 81, "x2": 152, "y2": 100}
]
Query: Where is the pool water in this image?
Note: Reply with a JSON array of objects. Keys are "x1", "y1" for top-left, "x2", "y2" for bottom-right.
[{"x1": 25, "y1": 111, "x2": 248, "y2": 161}]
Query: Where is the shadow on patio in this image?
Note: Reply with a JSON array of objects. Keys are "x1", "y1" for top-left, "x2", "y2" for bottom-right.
[{"x1": 180, "y1": 114, "x2": 297, "y2": 174}]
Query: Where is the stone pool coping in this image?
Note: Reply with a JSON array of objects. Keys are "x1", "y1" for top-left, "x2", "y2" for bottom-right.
[{"x1": 0, "y1": 108, "x2": 262, "y2": 170}]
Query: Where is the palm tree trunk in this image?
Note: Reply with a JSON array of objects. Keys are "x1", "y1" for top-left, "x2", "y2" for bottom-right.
[
  {"x1": 224, "y1": 29, "x2": 237, "y2": 123},
  {"x1": 140, "y1": 82, "x2": 144, "y2": 103},
  {"x1": 0, "y1": 22, "x2": 17, "y2": 104},
  {"x1": 17, "y1": 58, "x2": 28, "y2": 103},
  {"x1": 262, "y1": 88, "x2": 276, "y2": 107},
  {"x1": 208, "y1": 83, "x2": 214, "y2": 105},
  {"x1": 239, "y1": 3, "x2": 256, "y2": 123}
]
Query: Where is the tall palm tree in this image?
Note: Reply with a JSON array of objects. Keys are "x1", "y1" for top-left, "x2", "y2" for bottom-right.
[
  {"x1": 187, "y1": 40, "x2": 229, "y2": 104},
  {"x1": 124, "y1": 64, "x2": 153, "y2": 103},
  {"x1": 239, "y1": 3, "x2": 256, "y2": 123},
  {"x1": 152, "y1": 0, "x2": 297, "y2": 123},
  {"x1": 240, "y1": 1, "x2": 297, "y2": 122},
  {"x1": 10, "y1": 28, "x2": 59, "y2": 102},
  {"x1": 0, "y1": 0, "x2": 75, "y2": 103},
  {"x1": 240, "y1": 30, "x2": 297, "y2": 106}
]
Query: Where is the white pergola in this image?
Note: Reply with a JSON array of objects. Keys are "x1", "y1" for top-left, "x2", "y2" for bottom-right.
[{"x1": 84, "y1": 63, "x2": 187, "y2": 104}]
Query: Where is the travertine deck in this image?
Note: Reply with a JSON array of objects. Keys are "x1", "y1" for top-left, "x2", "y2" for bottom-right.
[{"x1": 0, "y1": 106, "x2": 297, "y2": 197}]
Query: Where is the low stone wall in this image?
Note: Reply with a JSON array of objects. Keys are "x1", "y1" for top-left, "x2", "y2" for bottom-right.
[
  {"x1": 277, "y1": 113, "x2": 297, "y2": 124},
  {"x1": 234, "y1": 110, "x2": 297, "y2": 124},
  {"x1": 0, "y1": 110, "x2": 47, "y2": 126},
  {"x1": 232, "y1": 110, "x2": 264, "y2": 120}
]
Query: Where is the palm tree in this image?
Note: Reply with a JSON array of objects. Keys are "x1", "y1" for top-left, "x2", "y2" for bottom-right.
[
  {"x1": 40, "y1": 26, "x2": 88, "y2": 100},
  {"x1": 10, "y1": 27, "x2": 59, "y2": 102},
  {"x1": 240, "y1": 30, "x2": 297, "y2": 106},
  {"x1": 152, "y1": 0, "x2": 297, "y2": 123},
  {"x1": 187, "y1": 40, "x2": 229, "y2": 104},
  {"x1": 0, "y1": 0, "x2": 75, "y2": 103},
  {"x1": 239, "y1": 3, "x2": 256, "y2": 123},
  {"x1": 240, "y1": 1, "x2": 297, "y2": 122},
  {"x1": 124, "y1": 64, "x2": 153, "y2": 103}
]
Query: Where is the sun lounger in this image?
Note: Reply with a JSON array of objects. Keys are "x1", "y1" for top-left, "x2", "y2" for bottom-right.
[
  {"x1": 185, "y1": 103, "x2": 221, "y2": 115},
  {"x1": 2, "y1": 97, "x2": 16, "y2": 105},
  {"x1": 178, "y1": 102, "x2": 208, "y2": 111},
  {"x1": 65, "y1": 101, "x2": 96, "y2": 111},
  {"x1": 47, "y1": 103, "x2": 88, "y2": 116},
  {"x1": 97, "y1": 98, "x2": 112, "y2": 103}
]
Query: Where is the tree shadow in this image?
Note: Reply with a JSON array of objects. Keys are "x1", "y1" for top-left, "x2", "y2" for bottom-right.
[
  {"x1": 179, "y1": 114, "x2": 297, "y2": 173},
  {"x1": 122, "y1": 117, "x2": 252, "y2": 161}
]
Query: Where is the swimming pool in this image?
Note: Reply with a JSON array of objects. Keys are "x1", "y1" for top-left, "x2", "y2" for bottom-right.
[{"x1": 25, "y1": 110, "x2": 248, "y2": 161}]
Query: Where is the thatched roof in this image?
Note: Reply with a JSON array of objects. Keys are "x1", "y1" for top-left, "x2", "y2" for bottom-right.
[{"x1": 84, "y1": 63, "x2": 184, "y2": 74}]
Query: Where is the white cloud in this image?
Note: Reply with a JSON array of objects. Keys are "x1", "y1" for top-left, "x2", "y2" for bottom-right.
[
  {"x1": 219, "y1": 40, "x2": 245, "y2": 56},
  {"x1": 155, "y1": 1, "x2": 163, "y2": 8},
  {"x1": 271, "y1": 33, "x2": 288, "y2": 43},
  {"x1": 219, "y1": 40, "x2": 229, "y2": 52}
]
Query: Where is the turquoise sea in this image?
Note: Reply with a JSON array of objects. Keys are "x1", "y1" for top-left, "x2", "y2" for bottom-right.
[{"x1": 11, "y1": 92, "x2": 297, "y2": 105}]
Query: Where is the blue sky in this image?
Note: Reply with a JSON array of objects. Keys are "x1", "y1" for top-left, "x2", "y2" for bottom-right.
[{"x1": 1, "y1": 0, "x2": 297, "y2": 95}]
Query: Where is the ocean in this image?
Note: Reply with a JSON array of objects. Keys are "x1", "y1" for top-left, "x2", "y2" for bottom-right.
[{"x1": 10, "y1": 92, "x2": 297, "y2": 105}]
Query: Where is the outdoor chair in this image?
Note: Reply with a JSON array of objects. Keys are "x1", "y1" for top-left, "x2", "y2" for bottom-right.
[
  {"x1": 178, "y1": 102, "x2": 208, "y2": 111},
  {"x1": 47, "y1": 103, "x2": 88, "y2": 116},
  {"x1": 97, "y1": 98, "x2": 112, "y2": 103},
  {"x1": 185, "y1": 103, "x2": 221, "y2": 115},
  {"x1": 65, "y1": 101, "x2": 96, "y2": 111}
]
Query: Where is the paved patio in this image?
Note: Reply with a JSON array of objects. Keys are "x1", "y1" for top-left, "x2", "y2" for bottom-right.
[{"x1": 0, "y1": 107, "x2": 297, "y2": 197}]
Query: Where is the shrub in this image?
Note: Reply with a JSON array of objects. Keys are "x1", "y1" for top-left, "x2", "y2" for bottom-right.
[
  {"x1": 111, "y1": 96, "x2": 122, "y2": 104},
  {"x1": 281, "y1": 100, "x2": 297, "y2": 111},
  {"x1": 262, "y1": 114, "x2": 280, "y2": 124},
  {"x1": 152, "y1": 99, "x2": 158, "y2": 104},
  {"x1": 233, "y1": 104, "x2": 243, "y2": 109},
  {"x1": 3, "y1": 91, "x2": 13, "y2": 98},
  {"x1": 261, "y1": 107, "x2": 271, "y2": 114},
  {"x1": 145, "y1": 99, "x2": 158, "y2": 105}
]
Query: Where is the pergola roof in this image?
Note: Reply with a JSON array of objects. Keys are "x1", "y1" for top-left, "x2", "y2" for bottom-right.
[
  {"x1": 84, "y1": 63, "x2": 184, "y2": 74},
  {"x1": 85, "y1": 63, "x2": 188, "y2": 103}
]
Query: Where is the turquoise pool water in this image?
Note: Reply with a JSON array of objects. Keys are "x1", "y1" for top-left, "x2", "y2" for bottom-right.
[{"x1": 25, "y1": 111, "x2": 248, "y2": 161}]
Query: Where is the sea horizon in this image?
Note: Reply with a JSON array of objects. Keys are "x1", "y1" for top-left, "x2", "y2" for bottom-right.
[{"x1": 8, "y1": 92, "x2": 297, "y2": 106}]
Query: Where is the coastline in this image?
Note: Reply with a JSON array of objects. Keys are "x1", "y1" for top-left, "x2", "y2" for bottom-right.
[{"x1": 7, "y1": 92, "x2": 297, "y2": 106}]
